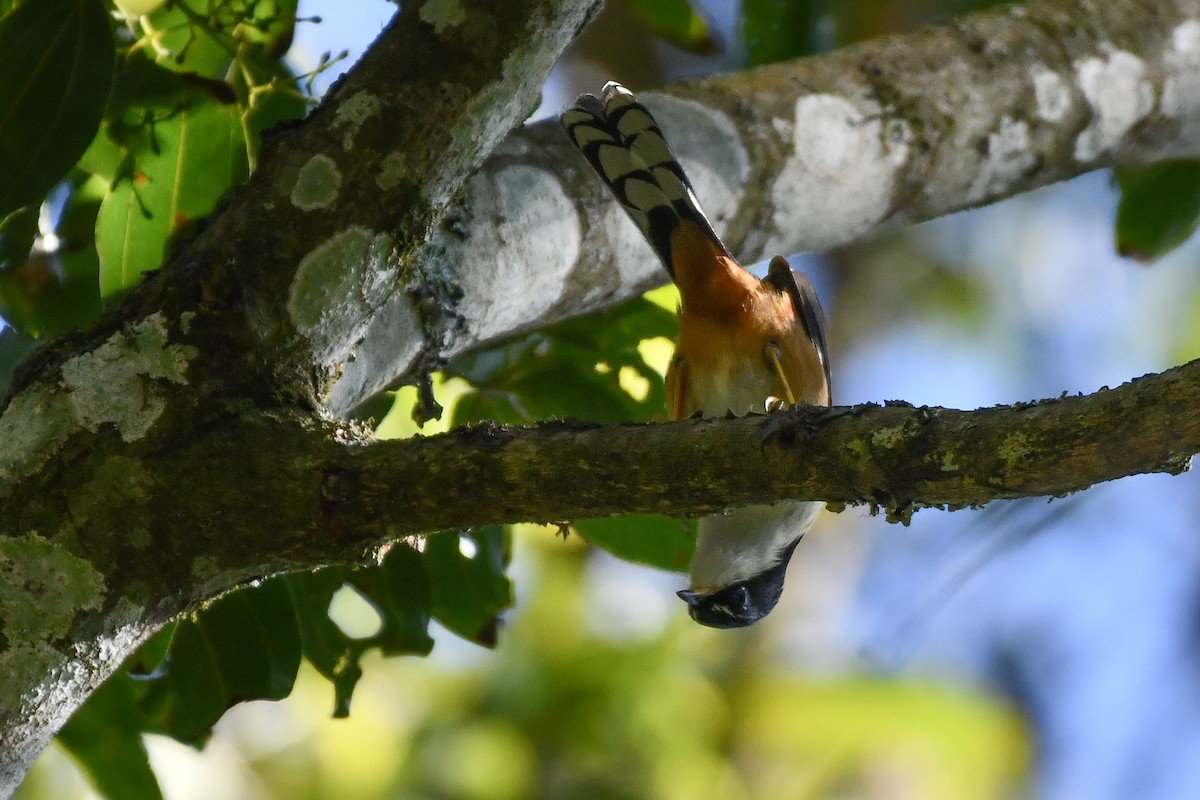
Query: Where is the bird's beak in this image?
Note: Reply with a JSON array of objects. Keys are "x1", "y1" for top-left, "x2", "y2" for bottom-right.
[{"x1": 676, "y1": 589, "x2": 701, "y2": 605}]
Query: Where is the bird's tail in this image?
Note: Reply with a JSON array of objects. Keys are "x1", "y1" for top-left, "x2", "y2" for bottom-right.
[{"x1": 561, "y1": 81, "x2": 730, "y2": 277}]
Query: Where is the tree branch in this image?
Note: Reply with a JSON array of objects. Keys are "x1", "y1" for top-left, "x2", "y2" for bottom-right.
[
  {"x1": 321, "y1": 358, "x2": 1200, "y2": 534},
  {"x1": 0, "y1": 0, "x2": 601, "y2": 790},
  {"x1": 3, "y1": 0, "x2": 1200, "y2": 791},
  {"x1": 369, "y1": 0, "x2": 1200, "y2": 411}
]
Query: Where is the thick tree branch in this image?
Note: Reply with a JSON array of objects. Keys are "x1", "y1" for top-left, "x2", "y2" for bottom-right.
[
  {"x1": 0, "y1": 0, "x2": 601, "y2": 790},
  {"x1": 366, "y1": 0, "x2": 1200, "y2": 410},
  {"x1": 3, "y1": 0, "x2": 1200, "y2": 792}
]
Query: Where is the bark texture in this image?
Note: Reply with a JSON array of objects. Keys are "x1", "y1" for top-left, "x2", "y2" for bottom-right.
[{"x1": 3, "y1": 0, "x2": 1200, "y2": 793}]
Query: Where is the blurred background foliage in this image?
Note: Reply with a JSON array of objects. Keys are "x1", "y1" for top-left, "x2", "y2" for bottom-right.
[{"x1": 8, "y1": 0, "x2": 1200, "y2": 798}]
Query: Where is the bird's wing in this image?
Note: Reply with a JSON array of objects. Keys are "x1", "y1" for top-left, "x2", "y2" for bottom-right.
[
  {"x1": 764, "y1": 256, "x2": 832, "y2": 401},
  {"x1": 664, "y1": 353, "x2": 695, "y2": 421}
]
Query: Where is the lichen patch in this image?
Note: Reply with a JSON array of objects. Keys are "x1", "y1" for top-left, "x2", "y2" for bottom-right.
[
  {"x1": 998, "y1": 431, "x2": 1033, "y2": 472},
  {"x1": 0, "y1": 384, "x2": 75, "y2": 496},
  {"x1": 333, "y1": 91, "x2": 382, "y2": 150},
  {"x1": 288, "y1": 227, "x2": 397, "y2": 365},
  {"x1": 419, "y1": 0, "x2": 465, "y2": 33},
  {"x1": 0, "y1": 532, "x2": 105, "y2": 644},
  {"x1": 1073, "y1": 50, "x2": 1153, "y2": 161},
  {"x1": 1162, "y1": 20, "x2": 1200, "y2": 139},
  {"x1": 59, "y1": 313, "x2": 198, "y2": 442},
  {"x1": 291, "y1": 154, "x2": 342, "y2": 211},
  {"x1": 767, "y1": 94, "x2": 907, "y2": 252},
  {"x1": 1031, "y1": 69, "x2": 1071, "y2": 123},
  {"x1": 968, "y1": 116, "x2": 1035, "y2": 203},
  {"x1": 446, "y1": 165, "x2": 579, "y2": 345},
  {"x1": 376, "y1": 152, "x2": 409, "y2": 192}
]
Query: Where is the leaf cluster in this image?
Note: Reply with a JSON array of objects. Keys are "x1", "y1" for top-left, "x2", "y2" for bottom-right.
[{"x1": 0, "y1": 0, "x2": 308, "y2": 342}]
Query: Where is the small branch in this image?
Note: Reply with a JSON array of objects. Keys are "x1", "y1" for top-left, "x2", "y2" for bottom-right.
[{"x1": 330, "y1": 358, "x2": 1200, "y2": 532}]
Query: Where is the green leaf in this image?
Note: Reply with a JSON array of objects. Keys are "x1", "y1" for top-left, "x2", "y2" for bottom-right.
[
  {"x1": 138, "y1": 579, "x2": 302, "y2": 745},
  {"x1": 742, "y1": 0, "x2": 829, "y2": 65},
  {"x1": 285, "y1": 568, "x2": 364, "y2": 716},
  {"x1": 57, "y1": 671, "x2": 165, "y2": 800},
  {"x1": 1115, "y1": 160, "x2": 1200, "y2": 262},
  {"x1": 425, "y1": 527, "x2": 512, "y2": 647},
  {"x1": 574, "y1": 515, "x2": 696, "y2": 573},
  {"x1": 286, "y1": 544, "x2": 435, "y2": 718},
  {"x1": 0, "y1": 178, "x2": 104, "y2": 338},
  {"x1": 625, "y1": 0, "x2": 718, "y2": 54},
  {"x1": 0, "y1": 323, "x2": 38, "y2": 398},
  {"x1": 238, "y1": 0, "x2": 300, "y2": 56},
  {"x1": 0, "y1": 205, "x2": 37, "y2": 272},
  {"x1": 0, "y1": 206, "x2": 40, "y2": 332},
  {"x1": 142, "y1": 1, "x2": 235, "y2": 78},
  {"x1": 95, "y1": 101, "x2": 248, "y2": 298},
  {"x1": 0, "y1": 0, "x2": 115, "y2": 220},
  {"x1": 352, "y1": 543, "x2": 436, "y2": 658},
  {"x1": 449, "y1": 296, "x2": 677, "y2": 426}
]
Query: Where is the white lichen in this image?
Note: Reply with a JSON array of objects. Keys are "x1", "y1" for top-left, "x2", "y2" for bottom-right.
[
  {"x1": 59, "y1": 313, "x2": 197, "y2": 442},
  {"x1": 1161, "y1": 20, "x2": 1200, "y2": 145},
  {"x1": 766, "y1": 93, "x2": 908, "y2": 252},
  {"x1": 1073, "y1": 49, "x2": 1153, "y2": 161},
  {"x1": 443, "y1": 165, "x2": 580, "y2": 346},
  {"x1": 1032, "y1": 68, "x2": 1072, "y2": 123},
  {"x1": 291, "y1": 154, "x2": 342, "y2": 211},
  {"x1": 968, "y1": 116, "x2": 1036, "y2": 203}
]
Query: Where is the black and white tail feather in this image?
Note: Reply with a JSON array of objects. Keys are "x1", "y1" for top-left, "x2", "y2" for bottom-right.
[{"x1": 561, "y1": 81, "x2": 730, "y2": 276}]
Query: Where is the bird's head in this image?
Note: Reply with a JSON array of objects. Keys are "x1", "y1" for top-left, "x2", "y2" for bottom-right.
[{"x1": 677, "y1": 538, "x2": 800, "y2": 628}]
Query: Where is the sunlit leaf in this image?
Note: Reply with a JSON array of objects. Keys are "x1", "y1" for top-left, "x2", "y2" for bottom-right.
[
  {"x1": 449, "y1": 296, "x2": 676, "y2": 427},
  {"x1": 0, "y1": 0, "x2": 115, "y2": 219},
  {"x1": 139, "y1": 579, "x2": 302, "y2": 745},
  {"x1": 1115, "y1": 160, "x2": 1200, "y2": 262},
  {"x1": 142, "y1": 1, "x2": 235, "y2": 78},
  {"x1": 742, "y1": 0, "x2": 830, "y2": 65},
  {"x1": 238, "y1": 0, "x2": 300, "y2": 56},
  {"x1": 625, "y1": 0, "x2": 718, "y2": 54},
  {"x1": 425, "y1": 527, "x2": 512, "y2": 647},
  {"x1": 95, "y1": 101, "x2": 248, "y2": 298},
  {"x1": 573, "y1": 515, "x2": 695, "y2": 572}
]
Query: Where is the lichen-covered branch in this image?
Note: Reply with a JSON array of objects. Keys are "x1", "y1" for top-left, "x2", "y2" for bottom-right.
[
  {"x1": 327, "y1": 358, "x2": 1200, "y2": 532},
  {"x1": 3, "y1": 0, "x2": 1200, "y2": 792},
  {"x1": 0, "y1": 0, "x2": 601, "y2": 790},
  {"x1": 398, "y1": 0, "x2": 1200, "y2": 411}
]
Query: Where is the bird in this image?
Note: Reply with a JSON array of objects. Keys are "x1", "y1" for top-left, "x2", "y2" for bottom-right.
[{"x1": 561, "y1": 82, "x2": 832, "y2": 628}]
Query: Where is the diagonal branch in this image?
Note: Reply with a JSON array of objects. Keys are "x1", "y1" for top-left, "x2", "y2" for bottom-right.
[{"x1": 371, "y1": 0, "x2": 1200, "y2": 413}]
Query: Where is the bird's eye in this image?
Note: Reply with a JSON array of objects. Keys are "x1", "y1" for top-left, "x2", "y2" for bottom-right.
[{"x1": 731, "y1": 586, "x2": 751, "y2": 612}]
